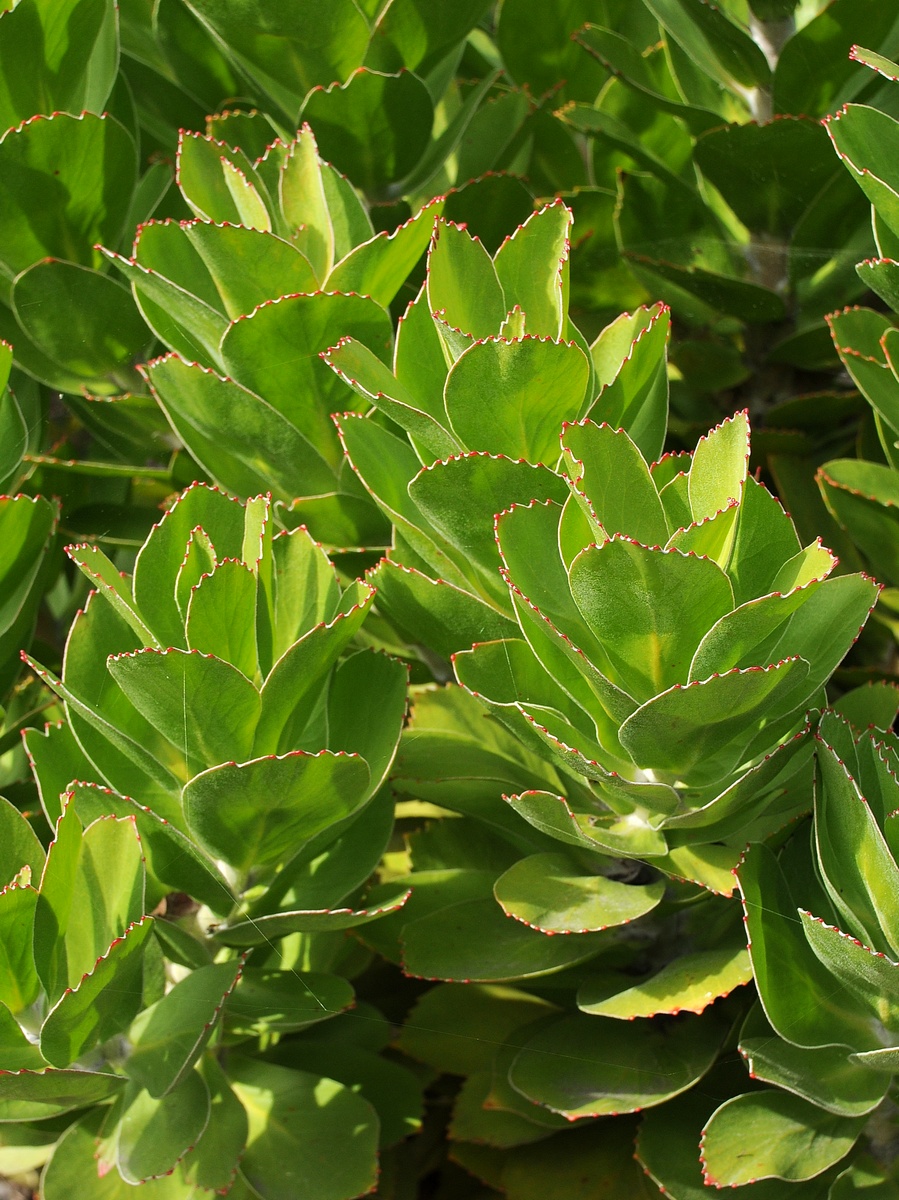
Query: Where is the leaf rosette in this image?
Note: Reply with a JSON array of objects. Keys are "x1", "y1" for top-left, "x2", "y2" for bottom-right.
[{"x1": 450, "y1": 409, "x2": 880, "y2": 879}]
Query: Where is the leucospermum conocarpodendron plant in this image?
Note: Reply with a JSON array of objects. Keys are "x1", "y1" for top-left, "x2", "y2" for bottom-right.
[
  {"x1": 811, "y1": 47, "x2": 899, "y2": 634},
  {"x1": 637, "y1": 50, "x2": 899, "y2": 1191},
  {"x1": 689, "y1": 709, "x2": 899, "y2": 1192},
  {"x1": 8, "y1": 485, "x2": 421, "y2": 1197},
  {"x1": 109, "y1": 119, "x2": 446, "y2": 552},
  {"x1": 320, "y1": 195, "x2": 889, "y2": 1185},
  {"x1": 324, "y1": 198, "x2": 628, "y2": 656}
]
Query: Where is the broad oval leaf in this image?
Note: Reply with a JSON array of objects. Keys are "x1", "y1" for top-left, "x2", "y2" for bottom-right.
[
  {"x1": 700, "y1": 1091, "x2": 863, "y2": 1186},
  {"x1": 494, "y1": 852, "x2": 665, "y2": 933},
  {"x1": 183, "y1": 750, "x2": 371, "y2": 871},
  {"x1": 509, "y1": 1011, "x2": 723, "y2": 1118}
]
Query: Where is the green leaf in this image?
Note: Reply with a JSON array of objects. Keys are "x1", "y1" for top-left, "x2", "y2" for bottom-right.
[
  {"x1": 570, "y1": 538, "x2": 734, "y2": 703},
  {"x1": 146, "y1": 355, "x2": 335, "y2": 503},
  {"x1": 323, "y1": 335, "x2": 460, "y2": 460},
  {"x1": 191, "y1": 0, "x2": 371, "y2": 112},
  {"x1": 175, "y1": 131, "x2": 265, "y2": 227},
  {"x1": 578, "y1": 946, "x2": 751, "y2": 1019},
  {"x1": 253, "y1": 585, "x2": 375, "y2": 754},
  {"x1": 0, "y1": 794, "x2": 43, "y2": 886},
  {"x1": 184, "y1": 559, "x2": 258, "y2": 680},
  {"x1": 0, "y1": 0, "x2": 118, "y2": 130},
  {"x1": 495, "y1": 499, "x2": 624, "y2": 692},
  {"x1": 42, "y1": 1111, "x2": 196, "y2": 1198},
  {"x1": 397, "y1": 982, "x2": 556, "y2": 1076},
  {"x1": 774, "y1": 0, "x2": 899, "y2": 117},
  {"x1": 588, "y1": 302, "x2": 669, "y2": 461},
  {"x1": 40, "y1": 916, "x2": 154, "y2": 1068},
  {"x1": 0, "y1": 492, "x2": 57, "y2": 682},
  {"x1": 688, "y1": 410, "x2": 749, "y2": 525},
  {"x1": 575, "y1": 25, "x2": 727, "y2": 134},
  {"x1": 445, "y1": 336, "x2": 590, "y2": 464},
  {"x1": 737, "y1": 842, "x2": 879, "y2": 1051},
  {"x1": 619, "y1": 659, "x2": 810, "y2": 787},
  {"x1": 393, "y1": 279, "x2": 452, "y2": 423},
  {"x1": 501, "y1": 1119, "x2": 660, "y2": 1199},
  {"x1": 827, "y1": 104, "x2": 899, "y2": 239},
  {"x1": 253, "y1": 785, "x2": 395, "y2": 921},
  {"x1": 800, "y1": 910, "x2": 899, "y2": 1027},
  {"x1": 184, "y1": 220, "x2": 319, "y2": 317},
  {"x1": 834, "y1": 681, "x2": 899, "y2": 733},
  {"x1": 503, "y1": 790, "x2": 655, "y2": 858},
  {"x1": 271, "y1": 527, "x2": 340, "y2": 657},
  {"x1": 663, "y1": 727, "x2": 813, "y2": 841},
  {"x1": 449, "y1": 1070, "x2": 562, "y2": 1149},
  {"x1": 510, "y1": 1012, "x2": 723, "y2": 1118},
  {"x1": 410, "y1": 452, "x2": 569, "y2": 607},
  {"x1": 326, "y1": 649, "x2": 407, "y2": 788},
  {"x1": 24, "y1": 647, "x2": 181, "y2": 815},
  {"x1": 427, "y1": 218, "x2": 507, "y2": 348},
  {"x1": 829, "y1": 1160, "x2": 899, "y2": 1199},
  {"x1": 642, "y1": 0, "x2": 770, "y2": 90},
  {"x1": 327, "y1": 195, "x2": 443, "y2": 306},
  {"x1": 850, "y1": 44, "x2": 899, "y2": 81},
  {"x1": 367, "y1": 560, "x2": 518, "y2": 658},
  {"x1": 300, "y1": 67, "x2": 434, "y2": 198},
  {"x1": 700, "y1": 1091, "x2": 863, "y2": 1186},
  {"x1": 65, "y1": 543, "x2": 159, "y2": 651},
  {"x1": 365, "y1": 0, "x2": 492, "y2": 75},
  {"x1": 667, "y1": 504, "x2": 739, "y2": 567},
  {"x1": 183, "y1": 751, "x2": 371, "y2": 872},
  {"x1": 104, "y1": 247, "x2": 229, "y2": 370},
  {"x1": 0, "y1": 1002, "x2": 45, "y2": 1071},
  {"x1": 496, "y1": 0, "x2": 609, "y2": 102},
  {"x1": 0, "y1": 111, "x2": 136, "y2": 285},
  {"x1": 67, "y1": 781, "x2": 234, "y2": 916},
  {"x1": 818, "y1": 457, "x2": 899, "y2": 585},
  {"x1": 561, "y1": 420, "x2": 668, "y2": 546},
  {"x1": 827, "y1": 308, "x2": 899, "y2": 431},
  {"x1": 34, "y1": 804, "x2": 146, "y2": 1003},
  {"x1": 401, "y1": 896, "x2": 610, "y2": 981},
  {"x1": 133, "y1": 482, "x2": 245, "y2": 649},
  {"x1": 815, "y1": 736, "x2": 899, "y2": 956},
  {"x1": 335, "y1": 412, "x2": 471, "y2": 582},
  {"x1": 274, "y1": 1039, "x2": 422, "y2": 1149},
  {"x1": 213, "y1": 889, "x2": 411, "y2": 946},
  {"x1": 493, "y1": 199, "x2": 572, "y2": 339},
  {"x1": 126, "y1": 961, "x2": 242, "y2": 1097},
  {"x1": 739, "y1": 1004, "x2": 889, "y2": 1118},
  {"x1": 494, "y1": 851, "x2": 664, "y2": 933},
  {"x1": 108, "y1": 647, "x2": 260, "y2": 775},
  {"x1": 626, "y1": 242, "x2": 785, "y2": 326},
  {"x1": 11, "y1": 260, "x2": 150, "y2": 395},
  {"x1": 229, "y1": 1057, "x2": 379, "y2": 1200},
  {"x1": 221, "y1": 159, "x2": 272, "y2": 231},
  {"x1": 857, "y1": 257, "x2": 899, "y2": 316},
  {"x1": 742, "y1": 575, "x2": 879, "y2": 704},
  {"x1": 277, "y1": 126, "x2": 333, "y2": 280},
  {"x1": 180, "y1": 1056, "x2": 247, "y2": 1192},
  {"x1": 0, "y1": 881, "x2": 39, "y2": 1013},
  {"x1": 224, "y1": 970, "x2": 353, "y2": 1037},
  {"x1": 651, "y1": 843, "x2": 742, "y2": 895},
  {"x1": 220, "y1": 291, "x2": 392, "y2": 472},
  {"x1": 0, "y1": 1069, "x2": 124, "y2": 1122},
  {"x1": 637, "y1": 1089, "x2": 840, "y2": 1200},
  {"x1": 695, "y1": 118, "x2": 840, "y2": 238},
  {"x1": 115, "y1": 1070, "x2": 210, "y2": 1184}
]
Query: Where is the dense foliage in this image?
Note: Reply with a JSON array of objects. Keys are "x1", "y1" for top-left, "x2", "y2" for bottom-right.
[{"x1": 1, "y1": 0, "x2": 899, "y2": 1196}]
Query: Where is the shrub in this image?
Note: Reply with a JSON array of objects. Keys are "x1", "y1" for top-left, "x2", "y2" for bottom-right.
[{"x1": 0, "y1": 2, "x2": 899, "y2": 1197}]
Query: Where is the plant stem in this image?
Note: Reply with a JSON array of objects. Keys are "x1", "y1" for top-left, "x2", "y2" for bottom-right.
[{"x1": 748, "y1": 13, "x2": 796, "y2": 121}]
